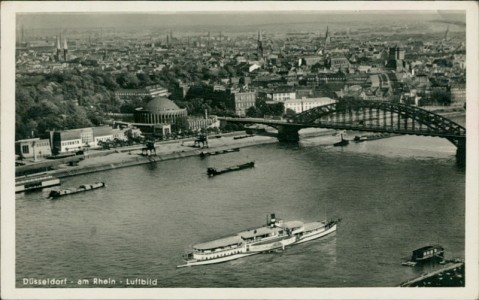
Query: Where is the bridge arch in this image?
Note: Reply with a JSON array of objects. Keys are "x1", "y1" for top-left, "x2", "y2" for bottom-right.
[{"x1": 293, "y1": 100, "x2": 465, "y2": 148}]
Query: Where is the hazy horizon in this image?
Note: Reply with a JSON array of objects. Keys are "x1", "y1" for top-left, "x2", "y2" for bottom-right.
[{"x1": 17, "y1": 11, "x2": 465, "y2": 30}]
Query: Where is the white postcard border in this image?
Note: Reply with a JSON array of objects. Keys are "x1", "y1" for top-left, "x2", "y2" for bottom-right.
[{"x1": 2, "y1": 1, "x2": 478, "y2": 299}]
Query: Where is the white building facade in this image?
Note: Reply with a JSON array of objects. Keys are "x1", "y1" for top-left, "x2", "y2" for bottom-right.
[{"x1": 283, "y1": 97, "x2": 337, "y2": 114}]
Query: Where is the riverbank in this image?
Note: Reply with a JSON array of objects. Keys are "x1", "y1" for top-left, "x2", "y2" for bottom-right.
[
  {"x1": 399, "y1": 261, "x2": 465, "y2": 287},
  {"x1": 41, "y1": 134, "x2": 278, "y2": 179},
  {"x1": 16, "y1": 128, "x2": 341, "y2": 180}
]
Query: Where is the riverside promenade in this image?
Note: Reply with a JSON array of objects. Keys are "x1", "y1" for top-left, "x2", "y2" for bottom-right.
[{"x1": 38, "y1": 134, "x2": 278, "y2": 179}]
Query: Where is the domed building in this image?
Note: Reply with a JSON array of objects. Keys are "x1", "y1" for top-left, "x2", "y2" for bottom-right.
[{"x1": 134, "y1": 96, "x2": 187, "y2": 124}]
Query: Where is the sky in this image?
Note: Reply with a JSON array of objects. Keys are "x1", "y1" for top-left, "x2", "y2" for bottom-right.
[{"x1": 17, "y1": 11, "x2": 465, "y2": 30}]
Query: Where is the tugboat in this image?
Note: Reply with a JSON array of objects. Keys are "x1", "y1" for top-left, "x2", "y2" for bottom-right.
[
  {"x1": 207, "y1": 161, "x2": 255, "y2": 176},
  {"x1": 178, "y1": 213, "x2": 341, "y2": 268},
  {"x1": 49, "y1": 182, "x2": 106, "y2": 198},
  {"x1": 402, "y1": 245, "x2": 445, "y2": 266},
  {"x1": 333, "y1": 132, "x2": 349, "y2": 147}
]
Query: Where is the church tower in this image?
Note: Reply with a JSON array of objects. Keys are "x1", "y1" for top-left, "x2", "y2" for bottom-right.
[
  {"x1": 325, "y1": 26, "x2": 331, "y2": 45},
  {"x1": 63, "y1": 36, "x2": 68, "y2": 61},
  {"x1": 56, "y1": 34, "x2": 62, "y2": 61},
  {"x1": 257, "y1": 30, "x2": 264, "y2": 58}
]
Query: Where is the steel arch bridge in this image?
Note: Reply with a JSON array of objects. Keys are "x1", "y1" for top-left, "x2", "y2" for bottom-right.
[{"x1": 293, "y1": 100, "x2": 466, "y2": 148}]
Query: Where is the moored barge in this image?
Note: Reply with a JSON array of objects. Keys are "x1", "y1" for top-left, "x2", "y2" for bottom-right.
[
  {"x1": 16, "y1": 175, "x2": 61, "y2": 193},
  {"x1": 233, "y1": 134, "x2": 254, "y2": 140},
  {"x1": 178, "y1": 214, "x2": 340, "y2": 268},
  {"x1": 200, "y1": 148, "x2": 240, "y2": 158},
  {"x1": 49, "y1": 182, "x2": 106, "y2": 198}
]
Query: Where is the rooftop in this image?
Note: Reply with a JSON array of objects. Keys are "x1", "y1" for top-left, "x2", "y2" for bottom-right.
[
  {"x1": 193, "y1": 235, "x2": 243, "y2": 251},
  {"x1": 239, "y1": 226, "x2": 282, "y2": 239},
  {"x1": 139, "y1": 96, "x2": 183, "y2": 112}
]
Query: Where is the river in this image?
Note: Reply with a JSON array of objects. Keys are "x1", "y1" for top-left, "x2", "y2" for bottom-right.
[{"x1": 16, "y1": 132, "x2": 465, "y2": 287}]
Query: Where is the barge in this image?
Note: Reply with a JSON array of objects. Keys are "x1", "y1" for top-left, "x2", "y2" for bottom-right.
[
  {"x1": 207, "y1": 161, "x2": 254, "y2": 176},
  {"x1": 16, "y1": 175, "x2": 61, "y2": 193},
  {"x1": 233, "y1": 134, "x2": 254, "y2": 140},
  {"x1": 49, "y1": 182, "x2": 106, "y2": 198},
  {"x1": 353, "y1": 134, "x2": 396, "y2": 143},
  {"x1": 178, "y1": 213, "x2": 340, "y2": 268},
  {"x1": 200, "y1": 148, "x2": 240, "y2": 158}
]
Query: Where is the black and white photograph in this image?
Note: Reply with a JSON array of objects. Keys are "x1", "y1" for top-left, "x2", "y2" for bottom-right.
[{"x1": 1, "y1": 1, "x2": 478, "y2": 299}]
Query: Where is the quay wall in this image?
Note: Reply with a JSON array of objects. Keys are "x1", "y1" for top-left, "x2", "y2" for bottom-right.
[
  {"x1": 399, "y1": 262, "x2": 465, "y2": 287},
  {"x1": 48, "y1": 138, "x2": 278, "y2": 179}
]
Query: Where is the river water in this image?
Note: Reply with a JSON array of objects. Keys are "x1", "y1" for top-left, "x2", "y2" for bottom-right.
[{"x1": 16, "y1": 132, "x2": 465, "y2": 287}]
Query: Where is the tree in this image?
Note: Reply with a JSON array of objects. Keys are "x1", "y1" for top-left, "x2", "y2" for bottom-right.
[
  {"x1": 117, "y1": 72, "x2": 140, "y2": 89},
  {"x1": 254, "y1": 100, "x2": 284, "y2": 117},
  {"x1": 217, "y1": 68, "x2": 229, "y2": 79},
  {"x1": 430, "y1": 89, "x2": 451, "y2": 106},
  {"x1": 246, "y1": 106, "x2": 262, "y2": 118},
  {"x1": 173, "y1": 116, "x2": 190, "y2": 133},
  {"x1": 284, "y1": 108, "x2": 297, "y2": 119},
  {"x1": 137, "y1": 73, "x2": 152, "y2": 87},
  {"x1": 102, "y1": 73, "x2": 119, "y2": 91}
]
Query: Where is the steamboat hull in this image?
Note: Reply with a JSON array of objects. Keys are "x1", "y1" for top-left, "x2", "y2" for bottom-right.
[
  {"x1": 296, "y1": 224, "x2": 336, "y2": 244},
  {"x1": 177, "y1": 252, "x2": 257, "y2": 268},
  {"x1": 178, "y1": 218, "x2": 339, "y2": 268}
]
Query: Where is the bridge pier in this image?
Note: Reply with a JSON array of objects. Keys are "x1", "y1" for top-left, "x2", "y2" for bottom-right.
[
  {"x1": 277, "y1": 125, "x2": 300, "y2": 142},
  {"x1": 456, "y1": 139, "x2": 466, "y2": 166}
]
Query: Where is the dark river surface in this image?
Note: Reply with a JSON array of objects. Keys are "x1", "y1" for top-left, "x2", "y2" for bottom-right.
[{"x1": 16, "y1": 132, "x2": 465, "y2": 288}]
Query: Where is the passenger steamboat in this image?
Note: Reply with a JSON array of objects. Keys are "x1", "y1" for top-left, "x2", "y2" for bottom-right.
[{"x1": 178, "y1": 213, "x2": 340, "y2": 268}]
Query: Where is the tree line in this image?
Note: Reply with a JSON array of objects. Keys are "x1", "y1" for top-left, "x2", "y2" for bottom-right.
[{"x1": 15, "y1": 66, "x2": 237, "y2": 140}]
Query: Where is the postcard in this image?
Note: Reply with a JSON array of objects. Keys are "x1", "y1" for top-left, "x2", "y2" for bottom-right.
[{"x1": 2, "y1": 1, "x2": 478, "y2": 299}]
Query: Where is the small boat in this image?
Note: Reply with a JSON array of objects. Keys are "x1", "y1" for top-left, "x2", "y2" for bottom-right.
[
  {"x1": 178, "y1": 213, "x2": 341, "y2": 268},
  {"x1": 207, "y1": 161, "x2": 254, "y2": 176},
  {"x1": 353, "y1": 134, "x2": 394, "y2": 143},
  {"x1": 16, "y1": 175, "x2": 61, "y2": 193},
  {"x1": 49, "y1": 182, "x2": 106, "y2": 198},
  {"x1": 199, "y1": 148, "x2": 240, "y2": 158},
  {"x1": 402, "y1": 245, "x2": 445, "y2": 266}
]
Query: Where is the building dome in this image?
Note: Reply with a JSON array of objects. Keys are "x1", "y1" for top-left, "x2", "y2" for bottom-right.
[
  {"x1": 134, "y1": 96, "x2": 187, "y2": 125},
  {"x1": 144, "y1": 96, "x2": 181, "y2": 112}
]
